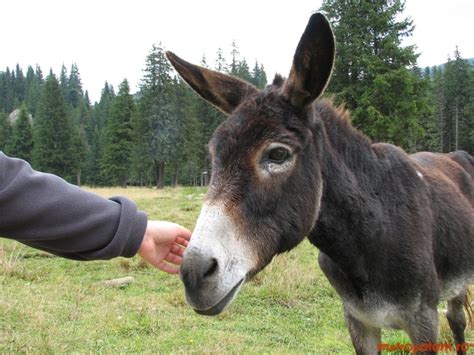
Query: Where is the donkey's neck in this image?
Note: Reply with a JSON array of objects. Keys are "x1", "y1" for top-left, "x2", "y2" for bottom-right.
[{"x1": 308, "y1": 100, "x2": 386, "y2": 286}]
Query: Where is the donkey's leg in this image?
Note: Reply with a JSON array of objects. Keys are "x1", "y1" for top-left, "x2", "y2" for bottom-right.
[
  {"x1": 343, "y1": 307, "x2": 381, "y2": 355},
  {"x1": 319, "y1": 253, "x2": 381, "y2": 354},
  {"x1": 446, "y1": 290, "x2": 467, "y2": 355},
  {"x1": 404, "y1": 304, "x2": 438, "y2": 355}
]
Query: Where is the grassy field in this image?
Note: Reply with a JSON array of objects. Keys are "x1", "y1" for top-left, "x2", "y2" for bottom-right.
[{"x1": 1, "y1": 186, "x2": 472, "y2": 353}]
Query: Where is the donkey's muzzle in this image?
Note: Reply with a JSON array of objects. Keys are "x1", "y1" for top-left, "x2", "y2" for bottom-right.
[
  {"x1": 180, "y1": 248, "x2": 219, "y2": 295},
  {"x1": 179, "y1": 203, "x2": 251, "y2": 315},
  {"x1": 179, "y1": 244, "x2": 246, "y2": 315}
]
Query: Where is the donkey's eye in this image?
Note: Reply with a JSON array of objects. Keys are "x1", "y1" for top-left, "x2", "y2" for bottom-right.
[
  {"x1": 268, "y1": 147, "x2": 290, "y2": 164},
  {"x1": 258, "y1": 143, "x2": 295, "y2": 177}
]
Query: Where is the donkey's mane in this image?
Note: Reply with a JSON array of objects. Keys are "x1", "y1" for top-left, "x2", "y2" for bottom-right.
[
  {"x1": 313, "y1": 98, "x2": 382, "y2": 180},
  {"x1": 315, "y1": 98, "x2": 372, "y2": 147}
]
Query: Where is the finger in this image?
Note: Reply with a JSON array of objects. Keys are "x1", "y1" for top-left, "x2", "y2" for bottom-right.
[
  {"x1": 175, "y1": 226, "x2": 192, "y2": 241},
  {"x1": 157, "y1": 261, "x2": 180, "y2": 274},
  {"x1": 171, "y1": 244, "x2": 185, "y2": 256},
  {"x1": 165, "y1": 253, "x2": 183, "y2": 265},
  {"x1": 175, "y1": 236, "x2": 190, "y2": 247}
]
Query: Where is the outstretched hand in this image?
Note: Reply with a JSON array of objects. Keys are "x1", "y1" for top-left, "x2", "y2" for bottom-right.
[{"x1": 138, "y1": 221, "x2": 191, "y2": 274}]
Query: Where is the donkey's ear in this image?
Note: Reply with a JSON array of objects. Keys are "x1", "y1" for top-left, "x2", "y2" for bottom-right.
[
  {"x1": 166, "y1": 51, "x2": 257, "y2": 115},
  {"x1": 282, "y1": 13, "x2": 335, "y2": 107}
]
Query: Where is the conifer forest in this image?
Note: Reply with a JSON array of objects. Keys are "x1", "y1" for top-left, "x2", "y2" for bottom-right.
[{"x1": 1, "y1": 1, "x2": 473, "y2": 188}]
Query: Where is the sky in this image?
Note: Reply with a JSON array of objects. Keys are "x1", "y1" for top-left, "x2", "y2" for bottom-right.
[{"x1": 1, "y1": 0, "x2": 473, "y2": 103}]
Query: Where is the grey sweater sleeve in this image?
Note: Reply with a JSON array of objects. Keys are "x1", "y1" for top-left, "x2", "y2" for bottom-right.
[{"x1": 0, "y1": 152, "x2": 147, "y2": 260}]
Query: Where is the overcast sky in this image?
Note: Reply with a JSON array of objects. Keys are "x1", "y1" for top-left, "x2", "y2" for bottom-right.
[{"x1": 2, "y1": 0, "x2": 473, "y2": 103}]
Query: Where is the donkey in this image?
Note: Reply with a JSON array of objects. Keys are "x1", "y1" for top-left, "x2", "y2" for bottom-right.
[{"x1": 167, "y1": 13, "x2": 474, "y2": 354}]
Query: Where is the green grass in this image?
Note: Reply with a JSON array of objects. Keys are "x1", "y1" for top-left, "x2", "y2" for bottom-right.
[{"x1": 1, "y1": 186, "x2": 472, "y2": 353}]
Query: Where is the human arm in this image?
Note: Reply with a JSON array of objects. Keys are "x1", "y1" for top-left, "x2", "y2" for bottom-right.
[{"x1": 0, "y1": 152, "x2": 147, "y2": 260}]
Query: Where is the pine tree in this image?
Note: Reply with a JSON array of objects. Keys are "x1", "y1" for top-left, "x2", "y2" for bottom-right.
[
  {"x1": 72, "y1": 126, "x2": 87, "y2": 186},
  {"x1": 229, "y1": 41, "x2": 240, "y2": 76},
  {"x1": 94, "y1": 82, "x2": 115, "y2": 131},
  {"x1": 14, "y1": 64, "x2": 26, "y2": 106},
  {"x1": 0, "y1": 68, "x2": 15, "y2": 112},
  {"x1": 200, "y1": 54, "x2": 209, "y2": 68},
  {"x1": 441, "y1": 48, "x2": 472, "y2": 152},
  {"x1": 134, "y1": 43, "x2": 175, "y2": 188},
  {"x1": 130, "y1": 102, "x2": 153, "y2": 186},
  {"x1": 250, "y1": 61, "x2": 267, "y2": 89},
  {"x1": 0, "y1": 72, "x2": 8, "y2": 112},
  {"x1": 235, "y1": 58, "x2": 252, "y2": 82},
  {"x1": 26, "y1": 66, "x2": 35, "y2": 87},
  {"x1": 59, "y1": 65, "x2": 68, "y2": 99},
  {"x1": 8, "y1": 104, "x2": 34, "y2": 161},
  {"x1": 215, "y1": 48, "x2": 228, "y2": 72},
  {"x1": 416, "y1": 68, "x2": 439, "y2": 152},
  {"x1": 468, "y1": 68, "x2": 474, "y2": 154},
  {"x1": 168, "y1": 77, "x2": 202, "y2": 186},
  {"x1": 84, "y1": 91, "x2": 91, "y2": 106},
  {"x1": 86, "y1": 82, "x2": 115, "y2": 185},
  {"x1": 259, "y1": 64, "x2": 267, "y2": 88},
  {"x1": 0, "y1": 111, "x2": 11, "y2": 152},
  {"x1": 64, "y1": 63, "x2": 86, "y2": 182},
  {"x1": 67, "y1": 63, "x2": 83, "y2": 108},
  {"x1": 25, "y1": 65, "x2": 44, "y2": 117},
  {"x1": 0, "y1": 65, "x2": 30, "y2": 112},
  {"x1": 181, "y1": 94, "x2": 202, "y2": 185},
  {"x1": 192, "y1": 90, "x2": 224, "y2": 184},
  {"x1": 101, "y1": 79, "x2": 135, "y2": 186},
  {"x1": 321, "y1": 0, "x2": 427, "y2": 150},
  {"x1": 33, "y1": 73, "x2": 76, "y2": 181},
  {"x1": 70, "y1": 97, "x2": 92, "y2": 184}
]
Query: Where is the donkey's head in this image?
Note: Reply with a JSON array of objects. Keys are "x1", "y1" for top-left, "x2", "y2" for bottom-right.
[{"x1": 167, "y1": 13, "x2": 334, "y2": 315}]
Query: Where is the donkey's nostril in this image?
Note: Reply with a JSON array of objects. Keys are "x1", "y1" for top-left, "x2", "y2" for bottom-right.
[
  {"x1": 203, "y1": 258, "x2": 218, "y2": 278},
  {"x1": 181, "y1": 253, "x2": 219, "y2": 292}
]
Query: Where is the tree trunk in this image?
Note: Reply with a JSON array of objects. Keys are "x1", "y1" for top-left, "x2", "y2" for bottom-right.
[
  {"x1": 438, "y1": 90, "x2": 445, "y2": 152},
  {"x1": 154, "y1": 162, "x2": 159, "y2": 188},
  {"x1": 201, "y1": 154, "x2": 210, "y2": 186},
  {"x1": 172, "y1": 165, "x2": 179, "y2": 187},
  {"x1": 76, "y1": 169, "x2": 81, "y2": 186},
  {"x1": 455, "y1": 97, "x2": 459, "y2": 151},
  {"x1": 155, "y1": 161, "x2": 165, "y2": 189}
]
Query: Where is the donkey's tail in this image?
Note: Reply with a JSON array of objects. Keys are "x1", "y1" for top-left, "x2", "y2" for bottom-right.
[{"x1": 464, "y1": 289, "x2": 473, "y2": 328}]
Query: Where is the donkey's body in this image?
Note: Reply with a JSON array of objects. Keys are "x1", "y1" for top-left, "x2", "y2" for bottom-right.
[
  {"x1": 311, "y1": 100, "x2": 474, "y2": 351},
  {"x1": 168, "y1": 13, "x2": 474, "y2": 354}
]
